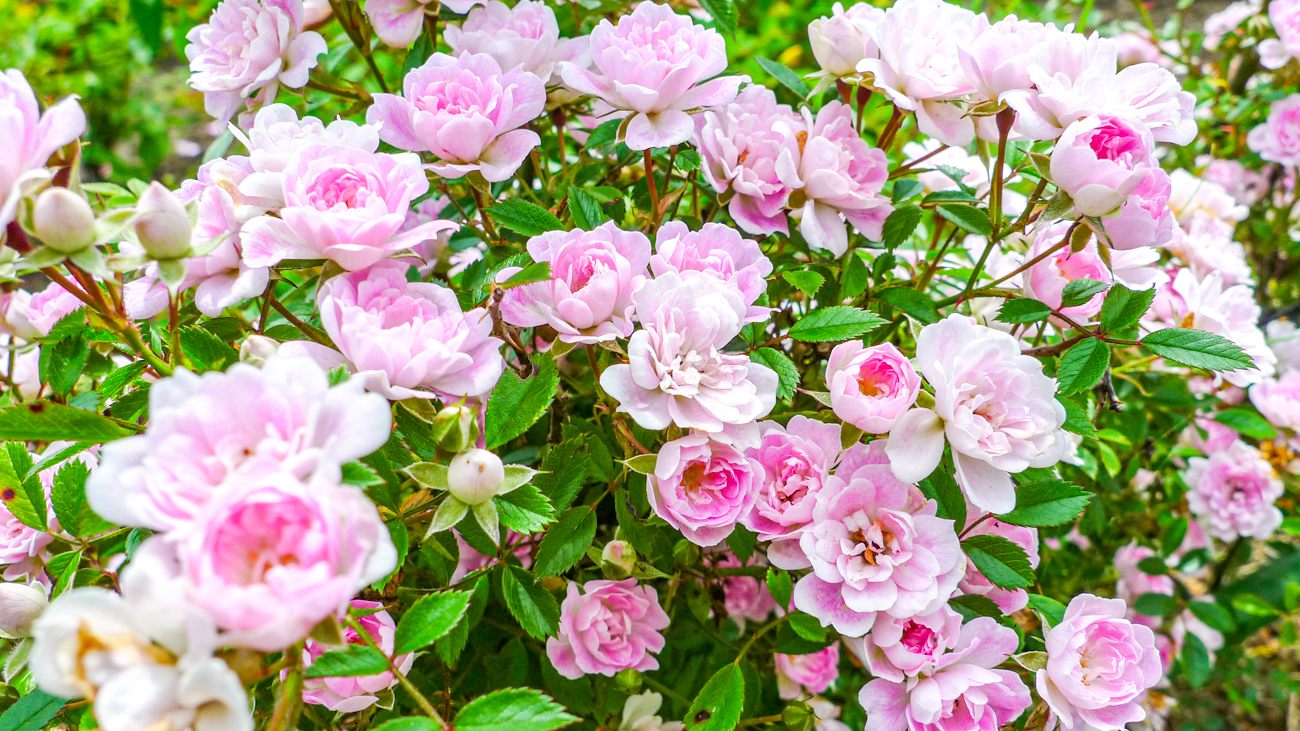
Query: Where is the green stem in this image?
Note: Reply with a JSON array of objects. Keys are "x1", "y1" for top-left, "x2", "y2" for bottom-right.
[
  {"x1": 346, "y1": 617, "x2": 448, "y2": 727},
  {"x1": 266, "y1": 647, "x2": 304, "y2": 731}
]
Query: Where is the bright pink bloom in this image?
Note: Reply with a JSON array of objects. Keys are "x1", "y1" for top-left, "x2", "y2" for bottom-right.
[
  {"x1": 317, "y1": 262, "x2": 503, "y2": 400},
  {"x1": 826, "y1": 342, "x2": 920, "y2": 434},
  {"x1": 1037, "y1": 594, "x2": 1163, "y2": 731},
  {"x1": 808, "y1": 2, "x2": 883, "y2": 78},
  {"x1": 446, "y1": 0, "x2": 588, "y2": 84},
  {"x1": 299, "y1": 601, "x2": 413, "y2": 712},
  {"x1": 1184, "y1": 440, "x2": 1284, "y2": 541},
  {"x1": 1022, "y1": 223, "x2": 1112, "y2": 321},
  {"x1": 500, "y1": 222, "x2": 651, "y2": 344},
  {"x1": 367, "y1": 52, "x2": 545, "y2": 182},
  {"x1": 1248, "y1": 94, "x2": 1300, "y2": 167},
  {"x1": 650, "y1": 221, "x2": 772, "y2": 323},
  {"x1": 558, "y1": 2, "x2": 744, "y2": 150},
  {"x1": 184, "y1": 0, "x2": 326, "y2": 122},
  {"x1": 860, "y1": 606, "x2": 963, "y2": 682},
  {"x1": 959, "y1": 517, "x2": 1040, "y2": 614},
  {"x1": 796, "y1": 102, "x2": 892, "y2": 255},
  {"x1": 742, "y1": 416, "x2": 842, "y2": 567},
  {"x1": 775, "y1": 645, "x2": 840, "y2": 700},
  {"x1": 648, "y1": 433, "x2": 760, "y2": 547},
  {"x1": 1260, "y1": 0, "x2": 1300, "y2": 69},
  {"x1": 546, "y1": 579, "x2": 669, "y2": 679},
  {"x1": 1100, "y1": 168, "x2": 1177, "y2": 251},
  {"x1": 1251, "y1": 371, "x2": 1300, "y2": 431},
  {"x1": 1051, "y1": 115, "x2": 1156, "y2": 217},
  {"x1": 1180, "y1": 415, "x2": 1238, "y2": 456},
  {"x1": 0, "y1": 70, "x2": 85, "y2": 228}
]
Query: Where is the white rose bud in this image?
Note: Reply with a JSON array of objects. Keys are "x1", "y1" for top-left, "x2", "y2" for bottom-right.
[
  {"x1": 32, "y1": 188, "x2": 96, "y2": 254},
  {"x1": 808, "y1": 2, "x2": 882, "y2": 78},
  {"x1": 133, "y1": 182, "x2": 192, "y2": 259},
  {"x1": 0, "y1": 583, "x2": 47, "y2": 638},
  {"x1": 239, "y1": 335, "x2": 281, "y2": 365},
  {"x1": 447, "y1": 449, "x2": 505, "y2": 506}
]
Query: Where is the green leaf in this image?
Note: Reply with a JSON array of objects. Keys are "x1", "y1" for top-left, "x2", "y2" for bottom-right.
[
  {"x1": 567, "y1": 188, "x2": 608, "y2": 230},
  {"x1": 373, "y1": 719, "x2": 440, "y2": 731},
  {"x1": 487, "y1": 200, "x2": 565, "y2": 237},
  {"x1": 766, "y1": 568, "x2": 793, "y2": 609},
  {"x1": 840, "y1": 253, "x2": 869, "y2": 300},
  {"x1": 921, "y1": 470, "x2": 965, "y2": 529},
  {"x1": 501, "y1": 565, "x2": 560, "y2": 639},
  {"x1": 304, "y1": 645, "x2": 389, "y2": 679},
  {"x1": 696, "y1": 0, "x2": 737, "y2": 35},
  {"x1": 533, "y1": 507, "x2": 597, "y2": 577},
  {"x1": 533, "y1": 438, "x2": 589, "y2": 511},
  {"x1": 962, "y1": 534, "x2": 1034, "y2": 589},
  {"x1": 486, "y1": 356, "x2": 559, "y2": 448},
  {"x1": 178, "y1": 326, "x2": 238, "y2": 372},
  {"x1": 1058, "y1": 395, "x2": 1097, "y2": 438},
  {"x1": 1161, "y1": 518, "x2": 1189, "y2": 557},
  {"x1": 1137, "y1": 556, "x2": 1168, "y2": 576},
  {"x1": 403, "y1": 31, "x2": 434, "y2": 76},
  {"x1": 97, "y1": 362, "x2": 148, "y2": 403},
  {"x1": 1181, "y1": 631, "x2": 1212, "y2": 687},
  {"x1": 394, "y1": 590, "x2": 472, "y2": 654},
  {"x1": 1133, "y1": 592, "x2": 1178, "y2": 617},
  {"x1": 996, "y1": 298, "x2": 1051, "y2": 324},
  {"x1": 341, "y1": 461, "x2": 385, "y2": 488},
  {"x1": 1056, "y1": 338, "x2": 1110, "y2": 394},
  {"x1": 624, "y1": 454, "x2": 657, "y2": 475},
  {"x1": 0, "y1": 444, "x2": 45, "y2": 531},
  {"x1": 750, "y1": 348, "x2": 799, "y2": 402},
  {"x1": 755, "y1": 57, "x2": 809, "y2": 97},
  {"x1": 501, "y1": 262, "x2": 553, "y2": 289},
  {"x1": 1141, "y1": 328, "x2": 1254, "y2": 372},
  {"x1": 1027, "y1": 594, "x2": 1068, "y2": 626},
  {"x1": 497, "y1": 483, "x2": 557, "y2": 534},
  {"x1": 936, "y1": 204, "x2": 992, "y2": 236},
  {"x1": 39, "y1": 332, "x2": 89, "y2": 396},
  {"x1": 1213, "y1": 408, "x2": 1277, "y2": 440},
  {"x1": 128, "y1": 0, "x2": 163, "y2": 53},
  {"x1": 999, "y1": 480, "x2": 1090, "y2": 527},
  {"x1": 453, "y1": 688, "x2": 578, "y2": 731},
  {"x1": 782, "y1": 270, "x2": 824, "y2": 298},
  {"x1": 875, "y1": 286, "x2": 940, "y2": 324},
  {"x1": 1188, "y1": 600, "x2": 1236, "y2": 633},
  {"x1": 881, "y1": 205, "x2": 923, "y2": 248},
  {"x1": 1099, "y1": 285, "x2": 1156, "y2": 333},
  {"x1": 1059, "y1": 278, "x2": 1109, "y2": 309},
  {"x1": 0, "y1": 690, "x2": 67, "y2": 731},
  {"x1": 684, "y1": 663, "x2": 745, "y2": 730},
  {"x1": 892, "y1": 179, "x2": 924, "y2": 202},
  {"x1": 788, "y1": 306, "x2": 887, "y2": 342},
  {"x1": 48, "y1": 459, "x2": 110, "y2": 538},
  {"x1": 949, "y1": 594, "x2": 1002, "y2": 621},
  {"x1": 0, "y1": 402, "x2": 132, "y2": 442}
]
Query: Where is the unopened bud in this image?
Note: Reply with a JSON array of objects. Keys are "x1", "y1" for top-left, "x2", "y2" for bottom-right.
[
  {"x1": 600, "y1": 540, "x2": 637, "y2": 579},
  {"x1": 447, "y1": 449, "x2": 504, "y2": 506},
  {"x1": 432, "y1": 404, "x2": 479, "y2": 453},
  {"x1": 134, "y1": 182, "x2": 191, "y2": 259},
  {"x1": 32, "y1": 188, "x2": 96, "y2": 254},
  {"x1": 239, "y1": 335, "x2": 280, "y2": 365},
  {"x1": 0, "y1": 583, "x2": 47, "y2": 638}
]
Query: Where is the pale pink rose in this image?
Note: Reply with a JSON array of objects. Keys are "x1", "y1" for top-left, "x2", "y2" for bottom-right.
[
  {"x1": 1106, "y1": 63, "x2": 1197, "y2": 146},
  {"x1": 1147, "y1": 268, "x2": 1275, "y2": 387},
  {"x1": 775, "y1": 645, "x2": 840, "y2": 700},
  {"x1": 694, "y1": 86, "x2": 804, "y2": 237},
  {"x1": 620, "y1": 691, "x2": 684, "y2": 731},
  {"x1": 713, "y1": 550, "x2": 775, "y2": 625},
  {"x1": 241, "y1": 145, "x2": 455, "y2": 271},
  {"x1": 1037, "y1": 594, "x2": 1163, "y2": 731},
  {"x1": 1267, "y1": 319, "x2": 1300, "y2": 375},
  {"x1": 1200, "y1": 157, "x2": 1268, "y2": 206},
  {"x1": 826, "y1": 342, "x2": 919, "y2": 434},
  {"x1": 795, "y1": 102, "x2": 892, "y2": 255},
  {"x1": 958, "y1": 516, "x2": 1040, "y2": 614},
  {"x1": 558, "y1": 2, "x2": 744, "y2": 150},
  {"x1": 1251, "y1": 371, "x2": 1300, "y2": 431},
  {"x1": 500, "y1": 222, "x2": 651, "y2": 344},
  {"x1": 366, "y1": 0, "x2": 483, "y2": 48},
  {"x1": 451, "y1": 530, "x2": 532, "y2": 582},
  {"x1": 859, "y1": 606, "x2": 963, "y2": 682},
  {"x1": 1260, "y1": 0, "x2": 1300, "y2": 69},
  {"x1": 0, "y1": 499, "x2": 52, "y2": 582},
  {"x1": 303, "y1": 0, "x2": 331, "y2": 24},
  {"x1": 317, "y1": 262, "x2": 503, "y2": 400},
  {"x1": 299, "y1": 601, "x2": 413, "y2": 712},
  {"x1": 446, "y1": 0, "x2": 588, "y2": 84},
  {"x1": 1051, "y1": 115, "x2": 1156, "y2": 217},
  {"x1": 184, "y1": 0, "x2": 326, "y2": 122},
  {"x1": 1165, "y1": 220, "x2": 1253, "y2": 289},
  {"x1": 1178, "y1": 415, "x2": 1238, "y2": 457},
  {"x1": 1023, "y1": 223, "x2": 1111, "y2": 321},
  {"x1": 546, "y1": 579, "x2": 670, "y2": 678},
  {"x1": 1115, "y1": 543, "x2": 1174, "y2": 628},
  {"x1": 367, "y1": 52, "x2": 546, "y2": 182},
  {"x1": 1171, "y1": 606, "x2": 1225, "y2": 663},
  {"x1": 1113, "y1": 31, "x2": 1164, "y2": 66},
  {"x1": 1108, "y1": 245, "x2": 1168, "y2": 292},
  {"x1": 648, "y1": 433, "x2": 760, "y2": 547},
  {"x1": 0, "y1": 291, "x2": 37, "y2": 341},
  {"x1": 0, "y1": 70, "x2": 85, "y2": 227},
  {"x1": 742, "y1": 416, "x2": 842, "y2": 567},
  {"x1": 887, "y1": 315, "x2": 1069, "y2": 513},
  {"x1": 86, "y1": 352, "x2": 392, "y2": 532},
  {"x1": 1101, "y1": 168, "x2": 1177, "y2": 251},
  {"x1": 860, "y1": 617, "x2": 1031, "y2": 731},
  {"x1": 1203, "y1": 0, "x2": 1261, "y2": 50},
  {"x1": 0, "y1": 339, "x2": 39, "y2": 400},
  {"x1": 1168, "y1": 169, "x2": 1248, "y2": 238},
  {"x1": 599, "y1": 272, "x2": 777, "y2": 432},
  {"x1": 808, "y1": 2, "x2": 883, "y2": 78},
  {"x1": 958, "y1": 15, "x2": 1051, "y2": 139},
  {"x1": 22, "y1": 281, "x2": 86, "y2": 338},
  {"x1": 650, "y1": 221, "x2": 772, "y2": 322},
  {"x1": 1248, "y1": 94, "x2": 1300, "y2": 167},
  {"x1": 1184, "y1": 440, "x2": 1284, "y2": 541},
  {"x1": 787, "y1": 471, "x2": 963, "y2": 637}
]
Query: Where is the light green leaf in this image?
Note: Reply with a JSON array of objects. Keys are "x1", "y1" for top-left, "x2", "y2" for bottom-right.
[
  {"x1": 304, "y1": 646, "x2": 389, "y2": 679},
  {"x1": 1059, "y1": 278, "x2": 1109, "y2": 309},
  {"x1": 750, "y1": 348, "x2": 799, "y2": 402},
  {"x1": 1099, "y1": 284, "x2": 1156, "y2": 333},
  {"x1": 683, "y1": 664, "x2": 745, "y2": 730},
  {"x1": 1056, "y1": 338, "x2": 1110, "y2": 394},
  {"x1": 496, "y1": 483, "x2": 556, "y2": 534},
  {"x1": 567, "y1": 188, "x2": 608, "y2": 230},
  {"x1": 1141, "y1": 328, "x2": 1254, "y2": 372},
  {"x1": 999, "y1": 479, "x2": 1091, "y2": 527},
  {"x1": 996, "y1": 298, "x2": 1051, "y2": 324},
  {"x1": 0, "y1": 402, "x2": 132, "y2": 442},
  {"x1": 788, "y1": 306, "x2": 887, "y2": 342},
  {"x1": 453, "y1": 688, "x2": 578, "y2": 731},
  {"x1": 936, "y1": 204, "x2": 992, "y2": 236},
  {"x1": 782, "y1": 270, "x2": 824, "y2": 298},
  {"x1": 755, "y1": 56, "x2": 809, "y2": 97},
  {"x1": 501, "y1": 262, "x2": 553, "y2": 289},
  {"x1": 875, "y1": 286, "x2": 939, "y2": 324},
  {"x1": 881, "y1": 205, "x2": 923, "y2": 248},
  {"x1": 487, "y1": 200, "x2": 565, "y2": 237}
]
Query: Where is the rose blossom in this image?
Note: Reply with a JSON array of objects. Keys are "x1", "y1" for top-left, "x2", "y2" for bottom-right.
[
  {"x1": 775, "y1": 645, "x2": 840, "y2": 700},
  {"x1": 795, "y1": 101, "x2": 893, "y2": 255},
  {"x1": 1051, "y1": 115, "x2": 1156, "y2": 217},
  {"x1": 650, "y1": 221, "x2": 772, "y2": 322},
  {"x1": 317, "y1": 262, "x2": 503, "y2": 400},
  {"x1": 500, "y1": 222, "x2": 650, "y2": 344},
  {"x1": 600, "y1": 272, "x2": 777, "y2": 432},
  {"x1": 0, "y1": 70, "x2": 85, "y2": 228},
  {"x1": 808, "y1": 2, "x2": 883, "y2": 78},
  {"x1": 826, "y1": 342, "x2": 920, "y2": 434},
  {"x1": 694, "y1": 86, "x2": 804, "y2": 237},
  {"x1": 558, "y1": 2, "x2": 744, "y2": 150},
  {"x1": 714, "y1": 550, "x2": 775, "y2": 624},
  {"x1": 1100, "y1": 168, "x2": 1177, "y2": 251},
  {"x1": 241, "y1": 145, "x2": 457, "y2": 271},
  {"x1": 365, "y1": 0, "x2": 482, "y2": 47},
  {"x1": 1268, "y1": 319, "x2": 1300, "y2": 375},
  {"x1": 1247, "y1": 94, "x2": 1300, "y2": 167},
  {"x1": 859, "y1": 605, "x2": 963, "y2": 682},
  {"x1": 620, "y1": 691, "x2": 684, "y2": 731},
  {"x1": 367, "y1": 52, "x2": 546, "y2": 182},
  {"x1": 1184, "y1": 440, "x2": 1284, "y2": 541},
  {"x1": 648, "y1": 433, "x2": 760, "y2": 547},
  {"x1": 235, "y1": 104, "x2": 381, "y2": 209},
  {"x1": 299, "y1": 601, "x2": 413, "y2": 712},
  {"x1": 184, "y1": 0, "x2": 326, "y2": 122},
  {"x1": 0, "y1": 497, "x2": 52, "y2": 582},
  {"x1": 546, "y1": 579, "x2": 670, "y2": 678},
  {"x1": 19, "y1": 281, "x2": 86, "y2": 339},
  {"x1": 445, "y1": 0, "x2": 589, "y2": 84},
  {"x1": 887, "y1": 315, "x2": 1070, "y2": 513},
  {"x1": 860, "y1": 617, "x2": 1031, "y2": 731},
  {"x1": 87, "y1": 352, "x2": 391, "y2": 532},
  {"x1": 1022, "y1": 223, "x2": 1112, "y2": 320},
  {"x1": 959, "y1": 516, "x2": 1041, "y2": 614},
  {"x1": 1251, "y1": 371, "x2": 1300, "y2": 432},
  {"x1": 1260, "y1": 0, "x2": 1300, "y2": 69},
  {"x1": 742, "y1": 416, "x2": 842, "y2": 566},
  {"x1": 1037, "y1": 594, "x2": 1163, "y2": 731}
]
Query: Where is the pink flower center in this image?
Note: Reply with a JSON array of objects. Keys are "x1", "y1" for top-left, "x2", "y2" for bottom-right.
[
  {"x1": 1086, "y1": 118, "x2": 1146, "y2": 165},
  {"x1": 900, "y1": 621, "x2": 939, "y2": 655},
  {"x1": 306, "y1": 168, "x2": 375, "y2": 210}
]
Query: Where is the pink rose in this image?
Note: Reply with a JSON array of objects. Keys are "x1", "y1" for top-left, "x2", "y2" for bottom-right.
[
  {"x1": 500, "y1": 222, "x2": 651, "y2": 344},
  {"x1": 86, "y1": 352, "x2": 392, "y2": 532},
  {"x1": 1184, "y1": 440, "x2": 1284, "y2": 541},
  {"x1": 1037, "y1": 594, "x2": 1163, "y2": 731},
  {"x1": 1248, "y1": 94, "x2": 1300, "y2": 167},
  {"x1": 1100, "y1": 168, "x2": 1177, "y2": 251},
  {"x1": 1251, "y1": 371, "x2": 1300, "y2": 431},
  {"x1": 860, "y1": 617, "x2": 1031, "y2": 731},
  {"x1": 714, "y1": 550, "x2": 775, "y2": 625},
  {"x1": 694, "y1": 86, "x2": 804, "y2": 237},
  {"x1": 1022, "y1": 222, "x2": 1112, "y2": 321},
  {"x1": 958, "y1": 516, "x2": 1040, "y2": 614},
  {"x1": 742, "y1": 416, "x2": 842, "y2": 566},
  {"x1": 20, "y1": 282, "x2": 86, "y2": 339},
  {"x1": 241, "y1": 145, "x2": 456, "y2": 271},
  {"x1": 958, "y1": 15, "x2": 1050, "y2": 103},
  {"x1": 775, "y1": 645, "x2": 840, "y2": 700},
  {"x1": 317, "y1": 262, "x2": 504, "y2": 400},
  {"x1": 1179, "y1": 415, "x2": 1238, "y2": 456},
  {"x1": 299, "y1": 601, "x2": 413, "y2": 712},
  {"x1": 808, "y1": 2, "x2": 883, "y2": 78},
  {"x1": 650, "y1": 221, "x2": 772, "y2": 323},
  {"x1": 0, "y1": 499, "x2": 52, "y2": 582},
  {"x1": 859, "y1": 606, "x2": 963, "y2": 682},
  {"x1": 599, "y1": 272, "x2": 777, "y2": 432},
  {"x1": 648, "y1": 433, "x2": 760, "y2": 547},
  {"x1": 0, "y1": 70, "x2": 85, "y2": 228},
  {"x1": 546, "y1": 579, "x2": 670, "y2": 679},
  {"x1": 367, "y1": 52, "x2": 546, "y2": 182},
  {"x1": 445, "y1": 0, "x2": 588, "y2": 84},
  {"x1": 238, "y1": 104, "x2": 381, "y2": 199},
  {"x1": 184, "y1": 0, "x2": 326, "y2": 122},
  {"x1": 365, "y1": 0, "x2": 483, "y2": 48},
  {"x1": 558, "y1": 2, "x2": 744, "y2": 150},
  {"x1": 826, "y1": 342, "x2": 920, "y2": 434},
  {"x1": 887, "y1": 315, "x2": 1069, "y2": 513},
  {"x1": 1260, "y1": 0, "x2": 1300, "y2": 69},
  {"x1": 796, "y1": 102, "x2": 892, "y2": 255},
  {"x1": 1051, "y1": 115, "x2": 1156, "y2": 217}
]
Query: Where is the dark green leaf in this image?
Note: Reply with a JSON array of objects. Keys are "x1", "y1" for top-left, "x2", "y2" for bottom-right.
[
  {"x1": 453, "y1": 688, "x2": 578, "y2": 731},
  {"x1": 881, "y1": 205, "x2": 923, "y2": 248},
  {"x1": 178, "y1": 326, "x2": 238, "y2": 372},
  {"x1": 128, "y1": 0, "x2": 163, "y2": 53},
  {"x1": 1188, "y1": 600, "x2": 1236, "y2": 633},
  {"x1": 373, "y1": 719, "x2": 440, "y2": 731},
  {"x1": 497, "y1": 483, "x2": 557, "y2": 534},
  {"x1": 891, "y1": 179, "x2": 924, "y2": 202},
  {"x1": 1180, "y1": 631, "x2": 1212, "y2": 687},
  {"x1": 1056, "y1": 338, "x2": 1110, "y2": 394},
  {"x1": 533, "y1": 438, "x2": 589, "y2": 511},
  {"x1": 750, "y1": 348, "x2": 799, "y2": 402},
  {"x1": 962, "y1": 534, "x2": 1035, "y2": 589},
  {"x1": 487, "y1": 200, "x2": 565, "y2": 237},
  {"x1": 875, "y1": 286, "x2": 939, "y2": 324},
  {"x1": 501, "y1": 262, "x2": 553, "y2": 289},
  {"x1": 1099, "y1": 285, "x2": 1156, "y2": 333},
  {"x1": 97, "y1": 362, "x2": 148, "y2": 403},
  {"x1": 1133, "y1": 592, "x2": 1178, "y2": 617},
  {"x1": 684, "y1": 664, "x2": 745, "y2": 731},
  {"x1": 0, "y1": 444, "x2": 45, "y2": 531},
  {"x1": 1161, "y1": 518, "x2": 1188, "y2": 557},
  {"x1": 304, "y1": 646, "x2": 389, "y2": 678},
  {"x1": 921, "y1": 470, "x2": 965, "y2": 529},
  {"x1": 788, "y1": 306, "x2": 887, "y2": 342},
  {"x1": 533, "y1": 507, "x2": 597, "y2": 577},
  {"x1": 567, "y1": 189, "x2": 608, "y2": 230},
  {"x1": 696, "y1": 0, "x2": 737, "y2": 35},
  {"x1": 950, "y1": 593, "x2": 1002, "y2": 621},
  {"x1": 0, "y1": 690, "x2": 67, "y2": 731},
  {"x1": 1058, "y1": 395, "x2": 1097, "y2": 438},
  {"x1": 1142, "y1": 328, "x2": 1254, "y2": 372},
  {"x1": 501, "y1": 565, "x2": 560, "y2": 639},
  {"x1": 394, "y1": 590, "x2": 472, "y2": 654},
  {"x1": 39, "y1": 332, "x2": 89, "y2": 396},
  {"x1": 766, "y1": 568, "x2": 793, "y2": 609},
  {"x1": 999, "y1": 480, "x2": 1090, "y2": 527},
  {"x1": 486, "y1": 356, "x2": 559, "y2": 448}
]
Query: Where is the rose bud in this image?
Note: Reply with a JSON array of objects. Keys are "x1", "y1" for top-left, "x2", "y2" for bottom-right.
[
  {"x1": 447, "y1": 449, "x2": 505, "y2": 505},
  {"x1": 0, "y1": 583, "x2": 48, "y2": 638},
  {"x1": 133, "y1": 182, "x2": 192, "y2": 259},
  {"x1": 432, "y1": 404, "x2": 480, "y2": 454},
  {"x1": 32, "y1": 188, "x2": 96, "y2": 254}
]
